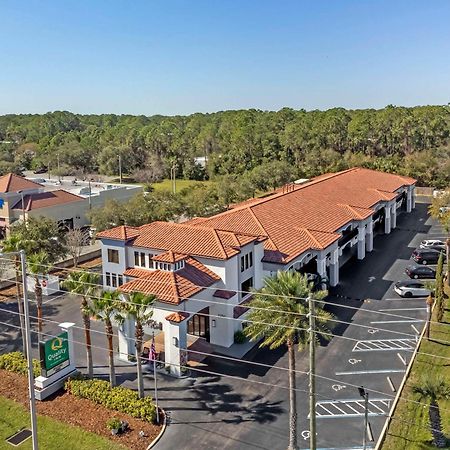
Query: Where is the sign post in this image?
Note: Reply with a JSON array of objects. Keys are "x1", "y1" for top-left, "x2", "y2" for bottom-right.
[{"x1": 34, "y1": 323, "x2": 77, "y2": 400}]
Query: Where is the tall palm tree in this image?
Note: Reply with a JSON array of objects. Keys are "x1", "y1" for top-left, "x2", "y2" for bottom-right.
[
  {"x1": 88, "y1": 290, "x2": 124, "y2": 387},
  {"x1": 123, "y1": 291, "x2": 156, "y2": 398},
  {"x1": 2, "y1": 234, "x2": 36, "y2": 357},
  {"x1": 412, "y1": 376, "x2": 450, "y2": 448},
  {"x1": 244, "y1": 271, "x2": 332, "y2": 450},
  {"x1": 27, "y1": 251, "x2": 50, "y2": 340},
  {"x1": 62, "y1": 270, "x2": 100, "y2": 378}
]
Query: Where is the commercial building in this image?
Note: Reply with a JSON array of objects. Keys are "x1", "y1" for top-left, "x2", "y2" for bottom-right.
[
  {"x1": 97, "y1": 167, "x2": 416, "y2": 375},
  {"x1": 0, "y1": 173, "x2": 142, "y2": 237}
]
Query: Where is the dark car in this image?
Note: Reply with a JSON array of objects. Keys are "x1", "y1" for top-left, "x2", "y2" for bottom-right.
[
  {"x1": 405, "y1": 265, "x2": 436, "y2": 279},
  {"x1": 411, "y1": 249, "x2": 441, "y2": 265},
  {"x1": 33, "y1": 167, "x2": 47, "y2": 174}
]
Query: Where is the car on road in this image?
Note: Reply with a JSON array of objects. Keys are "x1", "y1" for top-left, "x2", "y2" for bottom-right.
[
  {"x1": 33, "y1": 167, "x2": 47, "y2": 174},
  {"x1": 411, "y1": 249, "x2": 441, "y2": 265},
  {"x1": 405, "y1": 265, "x2": 436, "y2": 279},
  {"x1": 394, "y1": 281, "x2": 431, "y2": 298},
  {"x1": 420, "y1": 239, "x2": 446, "y2": 250}
]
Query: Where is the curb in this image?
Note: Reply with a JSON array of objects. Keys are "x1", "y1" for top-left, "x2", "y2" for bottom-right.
[{"x1": 146, "y1": 408, "x2": 167, "y2": 449}]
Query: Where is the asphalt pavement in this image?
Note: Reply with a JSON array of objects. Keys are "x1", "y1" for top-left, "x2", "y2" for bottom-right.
[{"x1": 0, "y1": 201, "x2": 445, "y2": 450}]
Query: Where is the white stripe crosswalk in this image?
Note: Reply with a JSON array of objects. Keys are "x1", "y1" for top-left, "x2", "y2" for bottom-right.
[
  {"x1": 353, "y1": 339, "x2": 416, "y2": 352},
  {"x1": 311, "y1": 399, "x2": 391, "y2": 418}
]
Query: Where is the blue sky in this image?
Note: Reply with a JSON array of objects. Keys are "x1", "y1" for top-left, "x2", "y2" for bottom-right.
[{"x1": 1, "y1": 0, "x2": 450, "y2": 115}]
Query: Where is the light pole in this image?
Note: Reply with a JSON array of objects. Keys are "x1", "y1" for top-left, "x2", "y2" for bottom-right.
[
  {"x1": 308, "y1": 296, "x2": 316, "y2": 450},
  {"x1": 17, "y1": 190, "x2": 26, "y2": 226},
  {"x1": 1, "y1": 250, "x2": 38, "y2": 449},
  {"x1": 170, "y1": 163, "x2": 177, "y2": 194},
  {"x1": 358, "y1": 386, "x2": 369, "y2": 450},
  {"x1": 426, "y1": 294, "x2": 433, "y2": 339},
  {"x1": 118, "y1": 155, "x2": 122, "y2": 184}
]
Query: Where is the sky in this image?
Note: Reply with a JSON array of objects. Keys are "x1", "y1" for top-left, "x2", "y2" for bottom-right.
[{"x1": 1, "y1": 0, "x2": 450, "y2": 116}]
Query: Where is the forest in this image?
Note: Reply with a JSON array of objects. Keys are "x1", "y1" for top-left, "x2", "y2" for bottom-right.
[{"x1": 1, "y1": 105, "x2": 450, "y2": 189}]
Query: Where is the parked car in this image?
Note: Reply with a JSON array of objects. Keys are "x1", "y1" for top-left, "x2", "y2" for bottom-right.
[
  {"x1": 411, "y1": 249, "x2": 441, "y2": 265},
  {"x1": 33, "y1": 167, "x2": 47, "y2": 174},
  {"x1": 420, "y1": 239, "x2": 446, "y2": 250},
  {"x1": 394, "y1": 281, "x2": 431, "y2": 298},
  {"x1": 405, "y1": 265, "x2": 436, "y2": 279}
]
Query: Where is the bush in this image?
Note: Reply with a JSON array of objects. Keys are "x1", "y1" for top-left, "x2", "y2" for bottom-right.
[
  {"x1": 65, "y1": 378, "x2": 156, "y2": 423},
  {"x1": 0, "y1": 352, "x2": 40, "y2": 377},
  {"x1": 234, "y1": 330, "x2": 246, "y2": 344},
  {"x1": 106, "y1": 417, "x2": 122, "y2": 431}
]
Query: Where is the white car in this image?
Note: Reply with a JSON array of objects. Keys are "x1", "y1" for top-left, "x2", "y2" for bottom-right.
[
  {"x1": 420, "y1": 239, "x2": 446, "y2": 250},
  {"x1": 394, "y1": 281, "x2": 431, "y2": 298}
]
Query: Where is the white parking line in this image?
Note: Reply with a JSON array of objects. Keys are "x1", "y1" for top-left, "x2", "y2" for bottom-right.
[
  {"x1": 378, "y1": 307, "x2": 426, "y2": 311},
  {"x1": 370, "y1": 319, "x2": 424, "y2": 324},
  {"x1": 335, "y1": 369, "x2": 405, "y2": 375},
  {"x1": 353, "y1": 339, "x2": 416, "y2": 352},
  {"x1": 383, "y1": 297, "x2": 427, "y2": 301},
  {"x1": 312, "y1": 399, "x2": 391, "y2": 418}
]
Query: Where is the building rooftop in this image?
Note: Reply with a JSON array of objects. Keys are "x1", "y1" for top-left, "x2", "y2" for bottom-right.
[
  {"x1": 119, "y1": 256, "x2": 220, "y2": 304},
  {"x1": 12, "y1": 190, "x2": 84, "y2": 211},
  {"x1": 0, "y1": 173, "x2": 43, "y2": 193}
]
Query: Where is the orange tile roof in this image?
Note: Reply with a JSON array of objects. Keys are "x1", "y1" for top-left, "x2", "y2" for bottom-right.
[
  {"x1": 197, "y1": 168, "x2": 416, "y2": 264},
  {"x1": 152, "y1": 251, "x2": 188, "y2": 263},
  {"x1": 0, "y1": 173, "x2": 43, "y2": 193},
  {"x1": 98, "y1": 221, "x2": 259, "y2": 260},
  {"x1": 119, "y1": 257, "x2": 220, "y2": 304},
  {"x1": 12, "y1": 190, "x2": 84, "y2": 211},
  {"x1": 165, "y1": 312, "x2": 190, "y2": 323}
]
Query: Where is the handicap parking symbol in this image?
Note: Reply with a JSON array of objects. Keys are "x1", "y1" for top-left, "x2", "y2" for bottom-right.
[
  {"x1": 301, "y1": 430, "x2": 310, "y2": 440},
  {"x1": 332, "y1": 384, "x2": 346, "y2": 391},
  {"x1": 348, "y1": 358, "x2": 361, "y2": 365},
  {"x1": 368, "y1": 328, "x2": 379, "y2": 334}
]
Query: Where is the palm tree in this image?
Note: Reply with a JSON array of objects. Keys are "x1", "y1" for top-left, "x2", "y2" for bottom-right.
[
  {"x1": 122, "y1": 291, "x2": 156, "y2": 398},
  {"x1": 27, "y1": 251, "x2": 50, "y2": 340},
  {"x1": 88, "y1": 290, "x2": 124, "y2": 387},
  {"x1": 244, "y1": 271, "x2": 332, "y2": 450},
  {"x1": 412, "y1": 376, "x2": 450, "y2": 448},
  {"x1": 62, "y1": 270, "x2": 100, "y2": 378},
  {"x1": 2, "y1": 234, "x2": 36, "y2": 357}
]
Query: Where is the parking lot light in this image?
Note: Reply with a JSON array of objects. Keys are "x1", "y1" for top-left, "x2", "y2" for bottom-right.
[{"x1": 358, "y1": 386, "x2": 369, "y2": 450}]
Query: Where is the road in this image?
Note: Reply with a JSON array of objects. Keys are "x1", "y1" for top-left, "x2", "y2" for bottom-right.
[{"x1": 0, "y1": 201, "x2": 445, "y2": 450}]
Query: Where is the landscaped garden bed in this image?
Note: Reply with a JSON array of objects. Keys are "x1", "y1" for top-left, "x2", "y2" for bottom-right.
[{"x1": 0, "y1": 369, "x2": 163, "y2": 450}]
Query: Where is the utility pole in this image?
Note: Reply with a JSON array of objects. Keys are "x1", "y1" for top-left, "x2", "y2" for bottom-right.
[
  {"x1": 57, "y1": 153, "x2": 61, "y2": 182},
  {"x1": 358, "y1": 386, "x2": 369, "y2": 450},
  {"x1": 18, "y1": 190, "x2": 26, "y2": 227},
  {"x1": 88, "y1": 179, "x2": 92, "y2": 210},
  {"x1": 118, "y1": 155, "x2": 122, "y2": 184},
  {"x1": 308, "y1": 296, "x2": 316, "y2": 450},
  {"x1": 170, "y1": 163, "x2": 177, "y2": 194}
]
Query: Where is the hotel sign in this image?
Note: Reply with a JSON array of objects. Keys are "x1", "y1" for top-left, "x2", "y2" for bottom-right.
[{"x1": 40, "y1": 332, "x2": 70, "y2": 376}]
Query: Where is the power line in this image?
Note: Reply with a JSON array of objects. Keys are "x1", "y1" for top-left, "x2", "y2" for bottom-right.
[{"x1": 2, "y1": 310, "x2": 450, "y2": 416}]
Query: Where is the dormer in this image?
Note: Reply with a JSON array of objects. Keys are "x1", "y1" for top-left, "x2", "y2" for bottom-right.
[{"x1": 152, "y1": 251, "x2": 187, "y2": 272}]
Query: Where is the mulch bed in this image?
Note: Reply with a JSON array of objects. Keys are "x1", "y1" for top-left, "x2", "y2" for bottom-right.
[{"x1": 0, "y1": 370, "x2": 163, "y2": 450}]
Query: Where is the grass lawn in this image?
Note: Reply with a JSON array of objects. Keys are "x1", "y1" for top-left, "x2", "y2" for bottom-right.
[
  {"x1": 0, "y1": 396, "x2": 125, "y2": 450},
  {"x1": 150, "y1": 178, "x2": 213, "y2": 192},
  {"x1": 382, "y1": 290, "x2": 450, "y2": 449}
]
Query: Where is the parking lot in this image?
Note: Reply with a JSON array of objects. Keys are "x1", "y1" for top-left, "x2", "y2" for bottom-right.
[{"x1": 0, "y1": 202, "x2": 446, "y2": 450}]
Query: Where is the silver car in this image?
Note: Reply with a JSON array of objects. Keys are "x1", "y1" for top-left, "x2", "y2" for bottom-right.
[
  {"x1": 394, "y1": 281, "x2": 431, "y2": 298},
  {"x1": 420, "y1": 239, "x2": 445, "y2": 250}
]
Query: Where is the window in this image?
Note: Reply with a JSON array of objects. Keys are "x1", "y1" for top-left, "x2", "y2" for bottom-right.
[
  {"x1": 249, "y1": 252, "x2": 253, "y2": 267},
  {"x1": 112, "y1": 274, "x2": 117, "y2": 288},
  {"x1": 241, "y1": 277, "x2": 253, "y2": 296},
  {"x1": 118, "y1": 275, "x2": 123, "y2": 286},
  {"x1": 240, "y1": 256, "x2": 245, "y2": 272},
  {"x1": 149, "y1": 254, "x2": 154, "y2": 269},
  {"x1": 140, "y1": 252, "x2": 146, "y2": 267},
  {"x1": 108, "y1": 249, "x2": 119, "y2": 264},
  {"x1": 134, "y1": 251, "x2": 139, "y2": 266},
  {"x1": 245, "y1": 254, "x2": 249, "y2": 269},
  {"x1": 105, "y1": 272, "x2": 111, "y2": 286}
]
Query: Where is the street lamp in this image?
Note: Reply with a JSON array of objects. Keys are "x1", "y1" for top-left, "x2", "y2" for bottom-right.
[
  {"x1": 17, "y1": 190, "x2": 26, "y2": 227},
  {"x1": 118, "y1": 155, "x2": 122, "y2": 184},
  {"x1": 425, "y1": 294, "x2": 434, "y2": 339},
  {"x1": 358, "y1": 386, "x2": 369, "y2": 450},
  {"x1": 0, "y1": 250, "x2": 38, "y2": 449}
]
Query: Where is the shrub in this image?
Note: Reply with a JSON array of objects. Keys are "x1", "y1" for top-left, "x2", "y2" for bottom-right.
[
  {"x1": 106, "y1": 417, "x2": 122, "y2": 431},
  {"x1": 234, "y1": 330, "x2": 246, "y2": 344},
  {"x1": 0, "y1": 352, "x2": 40, "y2": 377},
  {"x1": 65, "y1": 378, "x2": 156, "y2": 423}
]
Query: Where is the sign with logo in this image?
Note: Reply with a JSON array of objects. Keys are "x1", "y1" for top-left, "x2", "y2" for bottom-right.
[{"x1": 39, "y1": 332, "x2": 70, "y2": 377}]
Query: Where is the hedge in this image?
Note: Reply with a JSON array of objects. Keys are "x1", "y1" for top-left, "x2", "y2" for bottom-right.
[
  {"x1": 65, "y1": 378, "x2": 157, "y2": 423},
  {"x1": 0, "y1": 352, "x2": 40, "y2": 377}
]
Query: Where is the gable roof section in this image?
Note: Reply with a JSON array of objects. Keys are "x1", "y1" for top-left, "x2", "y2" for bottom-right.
[
  {"x1": 0, "y1": 173, "x2": 43, "y2": 193},
  {"x1": 119, "y1": 256, "x2": 220, "y2": 304},
  {"x1": 98, "y1": 221, "x2": 259, "y2": 260},
  {"x1": 12, "y1": 190, "x2": 84, "y2": 211}
]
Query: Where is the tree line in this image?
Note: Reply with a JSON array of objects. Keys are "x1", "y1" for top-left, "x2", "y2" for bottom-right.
[{"x1": 0, "y1": 105, "x2": 450, "y2": 188}]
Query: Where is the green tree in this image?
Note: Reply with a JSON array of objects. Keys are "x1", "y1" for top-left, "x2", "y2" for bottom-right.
[
  {"x1": 88, "y1": 290, "x2": 124, "y2": 387},
  {"x1": 123, "y1": 291, "x2": 156, "y2": 398},
  {"x1": 62, "y1": 270, "x2": 100, "y2": 378},
  {"x1": 27, "y1": 251, "x2": 50, "y2": 339},
  {"x1": 243, "y1": 271, "x2": 332, "y2": 450},
  {"x1": 412, "y1": 376, "x2": 450, "y2": 448}
]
